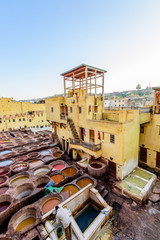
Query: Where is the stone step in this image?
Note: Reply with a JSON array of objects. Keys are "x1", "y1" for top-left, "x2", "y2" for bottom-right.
[{"x1": 101, "y1": 189, "x2": 109, "y2": 198}]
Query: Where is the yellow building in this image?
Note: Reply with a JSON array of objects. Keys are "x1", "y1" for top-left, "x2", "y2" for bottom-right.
[
  {"x1": 139, "y1": 87, "x2": 160, "y2": 170},
  {"x1": 46, "y1": 64, "x2": 151, "y2": 180},
  {"x1": 0, "y1": 98, "x2": 49, "y2": 131}
]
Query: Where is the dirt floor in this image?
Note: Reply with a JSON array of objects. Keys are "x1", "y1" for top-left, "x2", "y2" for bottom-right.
[
  {"x1": 96, "y1": 177, "x2": 160, "y2": 240},
  {"x1": 68, "y1": 156, "x2": 160, "y2": 240}
]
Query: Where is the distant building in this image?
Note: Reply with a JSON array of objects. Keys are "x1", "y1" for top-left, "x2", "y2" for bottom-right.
[{"x1": 0, "y1": 98, "x2": 50, "y2": 131}]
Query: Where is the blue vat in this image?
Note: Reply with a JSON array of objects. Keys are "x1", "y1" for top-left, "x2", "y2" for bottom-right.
[{"x1": 75, "y1": 203, "x2": 100, "y2": 233}]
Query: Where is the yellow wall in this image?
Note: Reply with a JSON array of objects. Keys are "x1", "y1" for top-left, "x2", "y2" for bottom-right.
[
  {"x1": 46, "y1": 90, "x2": 142, "y2": 180},
  {"x1": 0, "y1": 98, "x2": 49, "y2": 131},
  {"x1": 140, "y1": 114, "x2": 160, "y2": 168}
]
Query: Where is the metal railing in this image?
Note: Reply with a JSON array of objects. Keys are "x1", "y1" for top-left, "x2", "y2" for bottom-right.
[{"x1": 70, "y1": 138, "x2": 101, "y2": 151}]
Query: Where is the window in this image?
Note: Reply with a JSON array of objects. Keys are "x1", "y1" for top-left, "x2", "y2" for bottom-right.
[
  {"x1": 41, "y1": 114, "x2": 43, "y2": 117},
  {"x1": 38, "y1": 114, "x2": 40, "y2": 117},
  {"x1": 23, "y1": 118, "x2": 25, "y2": 121},
  {"x1": 0, "y1": 120, "x2": 2, "y2": 123},
  {"x1": 29, "y1": 119, "x2": 31, "y2": 122},
  {"x1": 110, "y1": 134, "x2": 115, "y2": 143},
  {"x1": 70, "y1": 107, "x2": 72, "y2": 113},
  {"x1": 140, "y1": 126, "x2": 144, "y2": 133},
  {"x1": 9, "y1": 120, "x2": 11, "y2": 122},
  {"x1": 51, "y1": 107, "x2": 53, "y2": 112},
  {"x1": 102, "y1": 132, "x2": 104, "y2": 140},
  {"x1": 41, "y1": 120, "x2": 44, "y2": 122},
  {"x1": 19, "y1": 119, "x2": 21, "y2": 122},
  {"x1": 79, "y1": 107, "x2": 82, "y2": 114},
  {"x1": 13, "y1": 119, "x2": 15, "y2": 122}
]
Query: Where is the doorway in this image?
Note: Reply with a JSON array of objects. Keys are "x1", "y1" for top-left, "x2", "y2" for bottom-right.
[
  {"x1": 109, "y1": 161, "x2": 116, "y2": 178},
  {"x1": 140, "y1": 147, "x2": 147, "y2": 163},
  {"x1": 89, "y1": 129, "x2": 95, "y2": 144},
  {"x1": 156, "y1": 152, "x2": 160, "y2": 168}
]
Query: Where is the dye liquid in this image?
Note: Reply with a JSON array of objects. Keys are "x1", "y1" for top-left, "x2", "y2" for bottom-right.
[
  {"x1": 10, "y1": 176, "x2": 29, "y2": 186},
  {"x1": 41, "y1": 198, "x2": 61, "y2": 213},
  {"x1": 51, "y1": 174, "x2": 64, "y2": 184},
  {"x1": 0, "y1": 160, "x2": 13, "y2": 167},
  {"x1": 75, "y1": 204, "x2": 100, "y2": 232},
  {"x1": 0, "y1": 201, "x2": 10, "y2": 213},
  {"x1": 16, "y1": 217, "x2": 36, "y2": 232},
  {"x1": 29, "y1": 160, "x2": 43, "y2": 168},
  {"x1": 61, "y1": 185, "x2": 79, "y2": 200},
  {"x1": 52, "y1": 164, "x2": 65, "y2": 171},
  {"x1": 0, "y1": 187, "x2": 9, "y2": 195},
  {"x1": 76, "y1": 178, "x2": 93, "y2": 188},
  {"x1": 62, "y1": 167, "x2": 77, "y2": 177}
]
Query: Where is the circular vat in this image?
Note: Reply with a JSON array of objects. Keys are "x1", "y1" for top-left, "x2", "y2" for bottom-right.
[
  {"x1": 34, "y1": 176, "x2": 51, "y2": 188},
  {"x1": 52, "y1": 147, "x2": 60, "y2": 152},
  {"x1": 90, "y1": 163, "x2": 102, "y2": 169},
  {"x1": 0, "y1": 194, "x2": 11, "y2": 213},
  {"x1": 52, "y1": 164, "x2": 65, "y2": 171},
  {"x1": 0, "y1": 176, "x2": 8, "y2": 186},
  {"x1": 88, "y1": 161, "x2": 107, "y2": 178},
  {"x1": 48, "y1": 143, "x2": 56, "y2": 147},
  {"x1": 12, "y1": 162, "x2": 28, "y2": 174},
  {"x1": 61, "y1": 167, "x2": 77, "y2": 177},
  {"x1": 50, "y1": 174, "x2": 64, "y2": 184},
  {"x1": 76, "y1": 177, "x2": 94, "y2": 189},
  {"x1": 53, "y1": 151, "x2": 63, "y2": 158},
  {"x1": 41, "y1": 195, "x2": 62, "y2": 214},
  {"x1": 29, "y1": 160, "x2": 43, "y2": 169},
  {"x1": 33, "y1": 166, "x2": 50, "y2": 176},
  {"x1": 14, "y1": 208, "x2": 36, "y2": 232},
  {"x1": 0, "y1": 159, "x2": 13, "y2": 167},
  {"x1": 0, "y1": 167, "x2": 11, "y2": 177},
  {"x1": 17, "y1": 149, "x2": 27, "y2": 155},
  {"x1": 61, "y1": 184, "x2": 79, "y2": 200},
  {"x1": 9, "y1": 173, "x2": 29, "y2": 187},
  {"x1": 27, "y1": 152, "x2": 40, "y2": 159},
  {"x1": 0, "y1": 186, "x2": 9, "y2": 195},
  {"x1": 14, "y1": 155, "x2": 28, "y2": 162},
  {"x1": 14, "y1": 183, "x2": 34, "y2": 200},
  {"x1": 40, "y1": 150, "x2": 51, "y2": 156}
]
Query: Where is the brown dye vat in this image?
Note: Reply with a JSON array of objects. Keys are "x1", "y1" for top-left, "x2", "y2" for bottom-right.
[
  {"x1": 90, "y1": 163, "x2": 102, "y2": 169},
  {"x1": 62, "y1": 167, "x2": 77, "y2": 177},
  {"x1": 0, "y1": 201, "x2": 10, "y2": 213},
  {"x1": 29, "y1": 160, "x2": 43, "y2": 168},
  {"x1": 61, "y1": 185, "x2": 79, "y2": 200},
  {"x1": 53, "y1": 151, "x2": 63, "y2": 158},
  {"x1": 0, "y1": 168, "x2": 9, "y2": 176},
  {"x1": 16, "y1": 217, "x2": 36, "y2": 232},
  {"x1": 51, "y1": 174, "x2": 64, "y2": 184},
  {"x1": 41, "y1": 197, "x2": 61, "y2": 213},
  {"x1": 14, "y1": 155, "x2": 28, "y2": 162},
  {"x1": 10, "y1": 175, "x2": 29, "y2": 187},
  {"x1": 76, "y1": 178, "x2": 94, "y2": 188},
  {"x1": 0, "y1": 187, "x2": 9, "y2": 195},
  {"x1": 28, "y1": 152, "x2": 40, "y2": 159},
  {"x1": 0, "y1": 176, "x2": 7, "y2": 185},
  {"x1": 37, "y1": 183, "x2": 47, "y2": 188}
]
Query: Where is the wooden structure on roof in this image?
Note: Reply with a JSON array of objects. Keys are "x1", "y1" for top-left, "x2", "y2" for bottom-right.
[
  {"x1": 61, "y1": 64, "x2": 107, "y2": 96},
  {"x1": 153, "y1": 87, "x2": 160, "y2": 114}
]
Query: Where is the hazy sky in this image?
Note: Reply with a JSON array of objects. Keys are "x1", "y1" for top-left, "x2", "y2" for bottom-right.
[{"x1": 0, "y1": 0, "x2": 160, "y2": 100}]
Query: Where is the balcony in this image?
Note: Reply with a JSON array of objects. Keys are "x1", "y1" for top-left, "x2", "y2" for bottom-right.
[{"x1": 70, "y1": 138, "x2": 101, "y2": 152}]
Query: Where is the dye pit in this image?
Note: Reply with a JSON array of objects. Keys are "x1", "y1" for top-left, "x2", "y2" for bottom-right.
[{"x1": 75, "y1": 203, "x2": 100, "y2": 233}]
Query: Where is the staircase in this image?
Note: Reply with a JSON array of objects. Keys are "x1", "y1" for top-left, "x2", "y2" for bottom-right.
[{"x1": 67, "y1": 118, "x2": 79, "y2": 139}]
